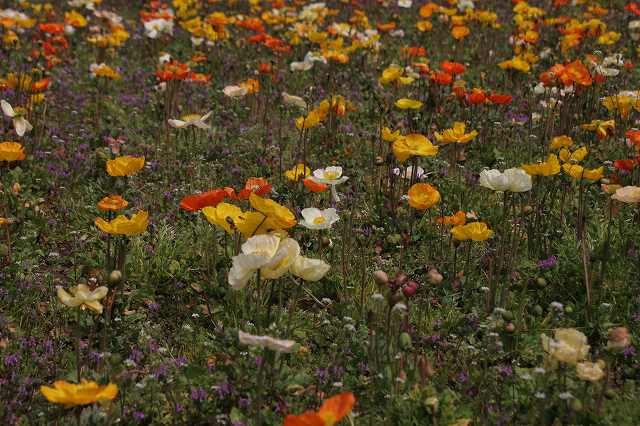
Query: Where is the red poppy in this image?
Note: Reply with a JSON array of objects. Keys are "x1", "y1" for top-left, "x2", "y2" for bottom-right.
[
  {"x1": 626, "y1": 129, "x2": 640, "y2": 149},
  {"x1": 247, "y1": 33, "x2": 267, "y2": 44},
  {"x1": 440, "y1": 61, "x2": 465, "y2": 75},
  {"x1": 39, "y1": 23, "x2": 65, "y2": 35},
  {"x1": 466, "y1": 88, "x2": 486, "y2": 105},
  {"x1": 236, "y1": 18, "x2": 265, "y2": 33},
  {"x1": 430, "y1": 71, "x2": 453, "y2": 85},
  {"x1": 258, "y1": 63, "x2": 272, "y2": 74},
  {"x1": 488, "y1": 93, "x2": 512, "y2": 105},
  {"x1": 180, "y1": 189, "x2": 226, "y2": 212},
  {"x1": 625, "y1": 2, "x2": 640, "y2": 15},
  {"x1": 403, "y1": 46, "x2": 426, "y2": 57},
  {"x1": 32, "y1": 78, "x2": 51, "y2": 92},
  {"x1": 614, "y1": 159, "x2": 635, "y2": 172},
  {"x1": 156, "y1": 61, "x2": 191, "y2": 81},
  {"x1": 225, "y1": 178, "x2": 272, "y2": 200}
]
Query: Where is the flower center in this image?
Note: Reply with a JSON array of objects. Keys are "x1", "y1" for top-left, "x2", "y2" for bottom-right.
[
  {"x1": 324, "y1": 171, "x2": 339, "y2": 180},
  {"x1": 313, "y1": 216, "x2": 326, "y2": 225}
]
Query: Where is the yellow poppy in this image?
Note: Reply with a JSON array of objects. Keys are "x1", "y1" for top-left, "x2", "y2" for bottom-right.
[
  {"x1": 106, "y1": 156, "x2": 145, "y2": 177},
  {"x1": 408, "y1": 183, "x2": 440, "y2": 209},
  {"x1": 451, "y1": 222, "x2": 494, "y2": 241},
  {"x1": 395, "y1": 98, "x2": 423, "y2": 110},
  {"x1": 202, "y1": 203, "x2": 244, "y2": 234},
  {"x1": 562, "y1": 164, "x2": 604, "y2": 181},
  {"x1": 392, "y1": 134, "x2": 438, "y2": 162},
  {"x1": 249, "y1": 193, "x2": 296, "y2": 229},
  {"x1": 550, "y1": 135, "x2": 573, "y2": 150},
  {"x1": 95, "y1": 211, "x2": 149, "y2": 236},
  {"x1": 521, "y1": 154, "x2": 561, "y2": 176},
  {"x1": 40, "y1": 380, "x2": 118, "y2": 408},
  {"x1": 434, "y1": 122, "x2": 478, "y2": 144},
  {"x1": 284, "y1": 163, "x2": 311, "y2": 181},
  {"x1": 382, "y1": 127, "x2": 401, "y2": 142},
  {"x1": 559, "y1": 146, "x2": 588, "y2": 163},
  {"x1": 0, "y1": 141, "x2": 25, "y2": 162},
  {"x1": 581, "y1": 119, "x2": 615, "y2": 140}
]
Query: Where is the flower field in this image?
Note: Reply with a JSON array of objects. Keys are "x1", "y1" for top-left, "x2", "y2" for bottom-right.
[{"x1": 1, "y1": 0, "x2": 640, "y2": 424}]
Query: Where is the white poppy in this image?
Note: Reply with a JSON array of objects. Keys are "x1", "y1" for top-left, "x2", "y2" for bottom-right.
[
  {"x1": 290, "y1": 60, "x2": 313, "y2": 72},
  {"x1": 310, "y1": 166, "x2": 348, "y2": 185},
  {"x1": 228, "y1": 234, "x2": 281, "y2": 289},
  {"x1": 260, "y1": 238, "x2": 300, "y2": 279},
  {"x1": 397, "y1": 0, "x2": 412, "y2": 8},
  {"x1": 612, "y1": 186, "x2": 640, "y2": 203},
  {"x1": 223, "y1": 85, "x2": 248, "y2": 98},
  {"x1": 238, "y1": 330, "x2": 296, "y2": 353},
  {"x1": 300, "y1": 207, "x2": 339, "y2": 230},
  {"x1": 282, "y1": 92, "x2": 307, "y2": 109},
  {"x1": 479, "y1": 168, "x2": 532, "y2": 193},
  {"x1": 290, "y1": 255, "x2": 330, "y2": 281},
  {"x1": 144, "y1": 18, "x2": 174, "y2": 39},
  {"x1": 1, "y1": 100, "x2": 33, "y2": 137},
  {"x1": 311, "y1": 166, "x2": 349, "y2": 203},
  {"x1": 168, "y1": 111, "x2": 213, "y2": 129}
]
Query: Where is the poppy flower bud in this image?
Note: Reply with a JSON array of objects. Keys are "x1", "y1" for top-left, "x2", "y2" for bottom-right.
[
  {"x1": 504, "y1": 323, "x2": 516, "y2": 333},
  {"x1": 109, "y1": 270, "x2": 123, "y2": 285},
  {"x1": 522, "y1": 205, "x2": 533, "y2": 215},
  {"x1": 388, "y1": 290, "x2": 404, "y2": 306},
  {"x1": 427, "y1": 268, "x2": 443, "y2": 284},
  {"x1": 394, "y1": 271, "x2": 408, "y2": 286},
  {"x1": 320, "y1": 236, "x2": 332, "y2": 247},
  {"x1": 606, "y1": 327, "x2": 631, "y2": 352},
  {"x1": 399, "y1": 332, "x2": 412, "y2": 350},
  {"x1": 373, "y1": 270, "x2": 389, "y2": 286},
  {"x1": 418, "y1": 355, "x2": 435, "y2": 381},
  {"x1": 375, "y1": 155, "x2": 385, "y2": 166},
  {"x1": 11, "y1": 182, "x2": 21, "y2": 194},
  {"x1": 402, "y1": 280, "x2": 418, "y2": 298}
]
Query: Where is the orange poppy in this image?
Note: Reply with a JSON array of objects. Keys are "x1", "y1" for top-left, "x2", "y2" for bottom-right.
[
  {"x1": 284, "y1": 392, "x2": 355, "y2": 426},
  {"x1": 156, "y1": 61, "x2": 190, "y2": 81},
  {"x1": 258, "y1": 63, "x2": 272, "y2": 74},
  {"x1": 466, "y1": 88, "x2": 486, "y2": 105},
  {"x1": 377, "y1": 22, "x2": 396, "y2": 32},
  {"x1": 225, "y1": 178, "x2": 272, "y2": 200},
  {"x1": 440, "y1": 61, "x2": 465, "y2": 75},
  {"x1": 435, "y1": 210, "x2": 467, "y2": 226},
  {"x1": 430, "y1": 71, "x2": 453, "y2": 85},
  {"x1": 626, "y1": 129, "x2": 640, "y2": 149},
  {"x1": 304, "y1": 177, "x2": 328, "y2": 193},
  {"x1": 39, "y1": 23, "x2": 65, "y2": 35},
  {"x1": 236, "y1": 18, "x2": 265, "y2": 33},
  {"x1": 180, "y1": 189, "x2": 226, "y2": 212},
  {"x1": 97, "y1": 195, "x2": 129, "y2": 212},
  {"x1": 488, "y1": 93, "x2": 512, "y2": 105}
]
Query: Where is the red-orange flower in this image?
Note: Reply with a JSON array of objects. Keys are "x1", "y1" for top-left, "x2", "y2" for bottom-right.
[
  {"x1": 488, "y1": 93, "x2": 512, "y2": 105},
  {"x1": 180, "y1": 189, "x2": 226, "y2": 212},
  {"x1": 224, "y1": 178, "x2": 272, "y2": 200},
  {"x1": 614, "y1": 159, "x2": 635, "y2": 172},
  {"x1": 466, "y1": 88, "x2": 486, "y2": 105},
  {"x1": 304, "y1": 177, "x2": 328, "y2": 193},
  {"x1": 626, "y1": 129, "x2": 640, "y2": 149},
  {"x1": 539, "y1": 60, "x2": 592, "y2": 87},
  {"x1": 430, "y1": 71, "x2": 453, "y2": 85},
  {"x1": 625, "y1": 2, "x2": 640, "y2": 16},
  {"x1": 39, "y1": 23, "x2": 65, "y2": 34},
  {"x1": 284, "y1": 392, "x2": 356, "y2": 426},
  {"x1": 440, "y1": 61, "x2": 465, "y2": 75},
  {"x1": 97, "y1": 195, "x2": 129, "y2": 212},
  {"x1": 156, "y1": 61, "x2": 190, "y2": 81}
]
